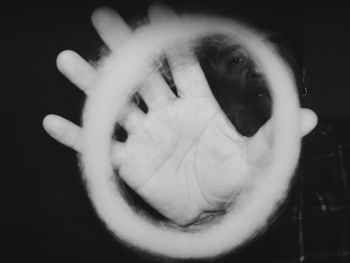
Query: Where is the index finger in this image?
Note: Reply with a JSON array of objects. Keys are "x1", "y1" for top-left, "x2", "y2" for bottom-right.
[{"x1": 92, "y1": 7, "x2": 132, "y2": 51}]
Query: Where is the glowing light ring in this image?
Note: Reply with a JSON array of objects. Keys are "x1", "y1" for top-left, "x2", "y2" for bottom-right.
[{"x1": 81, "y1": 15, "x2": 301, "y2": 259}]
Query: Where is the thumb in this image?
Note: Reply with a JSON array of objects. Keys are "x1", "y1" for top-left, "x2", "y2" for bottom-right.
[
  {"x1": 300, "y1": 108, "x2": 318, "y2": 136},
  {"x1": 246, "y1": 108, "x2": 318, "y2": 168}
]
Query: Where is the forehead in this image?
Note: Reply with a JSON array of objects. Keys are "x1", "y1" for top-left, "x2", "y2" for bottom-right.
[{"x1": 195, "y1": 34, "x2": 250, "y2": 61}]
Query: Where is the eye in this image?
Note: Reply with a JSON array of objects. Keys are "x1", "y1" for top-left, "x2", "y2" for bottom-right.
[
  {"x1": 230, "y1": 55, "x2": 244, "y2": 65},
  {"x1": 225, "y1": 52, "x2": 245, "y2": 70}
]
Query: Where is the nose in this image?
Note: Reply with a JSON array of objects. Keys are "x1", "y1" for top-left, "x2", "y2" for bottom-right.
[{"x1": 246, "y1": 65, "x2": 262, "y2": 81}]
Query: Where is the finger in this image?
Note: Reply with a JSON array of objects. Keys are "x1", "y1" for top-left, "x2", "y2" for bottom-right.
[
  {"x1": 56, "y1": 50, "x2": 96, "y2": 93},
  {"x1": 120, "y1": 104, "x2": 145, "y2": 132},
  {"x1": 43, "y1": 114, "x2": 126, "y2": 169},
  {"x1": 246, "y1": 108, "x2": 318, "y2": 167},
  {"x1": 91, "y1": 7, "x2": 132, "y2": 51},
  {"x1": 137, "y1": 4, "x2": 177, "y2": 109},
  {"x1": 43, "y1": 114, "x2": 82, "y2": 152},
  {"x1": 138, "y1": 72, "x2": 175, "y2": 110},
  {"x1": 300, "y1": 108, "x2": 318, "y2": 136},
  {"x1": 148, "y1": 2, "x2": 177, "y2": 23},
  {"x1": 167, "y1": 47, "x2": 213, "y2": 98}
]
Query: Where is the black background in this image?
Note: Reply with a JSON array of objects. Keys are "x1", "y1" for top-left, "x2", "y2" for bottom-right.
[{"x1": 3, "y1": 1, "x2": 350, "y2": 262}]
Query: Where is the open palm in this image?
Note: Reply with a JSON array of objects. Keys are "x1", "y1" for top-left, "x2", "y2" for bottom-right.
[
  {"x1": 43, "y1": 6, "x2": 316, "y2": 227},
  {"x1": 114, "y1": 73, "x2": 253, "y2": 225}
]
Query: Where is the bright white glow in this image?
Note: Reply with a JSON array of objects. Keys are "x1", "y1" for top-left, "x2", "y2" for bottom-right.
[{"x1": 80, "y1": 15, "x2": 301, "y2": 259}]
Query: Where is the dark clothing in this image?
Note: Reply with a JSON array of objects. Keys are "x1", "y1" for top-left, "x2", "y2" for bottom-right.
[{"x1": 224, "y1": 117, "x2": 350, "y2": 263}]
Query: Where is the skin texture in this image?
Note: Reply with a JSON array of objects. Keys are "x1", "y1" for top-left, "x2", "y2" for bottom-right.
[
  {"x1": 110, "y1": 66, "x2": 251, "y2": 225},
  {"x1": 43, "y1": 3, "x2": 318, "y2": 258},
  {"x1": 197, "y1": 39, "x2": 272, "y2": 137}
]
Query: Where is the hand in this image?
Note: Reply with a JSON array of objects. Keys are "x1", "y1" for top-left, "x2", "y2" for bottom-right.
[
  {"x1": 108, "y1": 48, "x2": 318, "y2": 225},
  {"x1": 43, "y1": 3, "x2": 177, "y2": 154},
  {"x1": 43, "y1": 6, "x2": 134, "y2": 152},
  {"x1": 43, "y1": 4, "x2": 318, "y2": 226}
]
